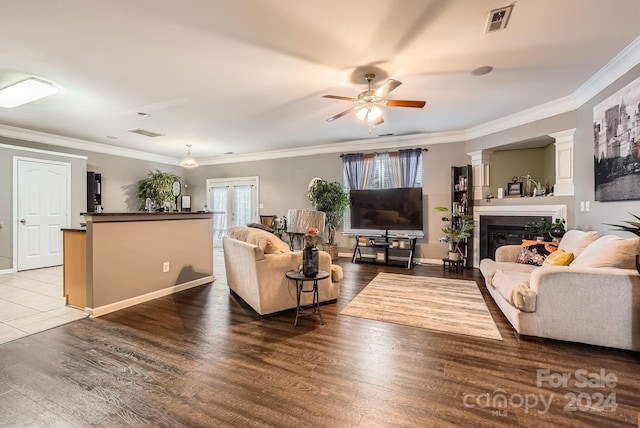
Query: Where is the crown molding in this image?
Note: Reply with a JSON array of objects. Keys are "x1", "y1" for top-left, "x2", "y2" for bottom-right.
[
  {"x1": 0, "y1": 123, "x2": 180, "y2": 165},
  {"x1": 198, "y1": 130, "x2": 466, "y2": 165},
  {"x1": 464, "y1": 95, "x2": 578, "y2": 141},
  {"x1": 574, "y1": 36, "x2": 640, "y2": 106},
  {"x1": 1, "y1": 38, "x2": 637, "y2": 165},
  {"x1": 0, "y1": 142, "x2": 88, "y2": 159}
]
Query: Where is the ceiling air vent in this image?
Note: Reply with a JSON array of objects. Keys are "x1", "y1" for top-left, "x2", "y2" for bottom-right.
[
  {"x1": 127, "y1": 128, "x2": 165, "y2": 138},
  {"x1": 485, "y1": 4, "x2": 514, "y2": 33}
]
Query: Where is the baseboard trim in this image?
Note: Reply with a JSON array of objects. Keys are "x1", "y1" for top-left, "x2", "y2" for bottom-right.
[
  {"x1": 86, "y1": 275, "x2": 214, "y2": 317},
  {"x1": 0, "y1": 268, "x2": 15, "y2": 275}
]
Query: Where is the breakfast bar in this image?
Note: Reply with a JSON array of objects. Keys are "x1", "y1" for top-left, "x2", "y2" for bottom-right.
[{"x1": 63, "y1": 211, "x2": 214, "y2": 317}]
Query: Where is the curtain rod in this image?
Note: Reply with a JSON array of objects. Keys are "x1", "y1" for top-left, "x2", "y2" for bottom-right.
[{"x1": 340, "y1": 148, "x2": 428, "y2": 157}]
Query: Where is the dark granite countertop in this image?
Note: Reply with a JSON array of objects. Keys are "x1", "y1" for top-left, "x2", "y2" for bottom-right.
[{"x1": 81, "y1": 211, "x2": 214, "y2": 216}]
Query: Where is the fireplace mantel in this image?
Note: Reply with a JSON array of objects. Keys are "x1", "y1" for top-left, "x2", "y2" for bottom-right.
[{"x1": 473, "y1": 204, "x2": 567, "y2": 266}]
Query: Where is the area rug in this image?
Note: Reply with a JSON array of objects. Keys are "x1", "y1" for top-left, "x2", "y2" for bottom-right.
[{"x1": 341, "y1": 273, "x2": 502, "y2": 341}]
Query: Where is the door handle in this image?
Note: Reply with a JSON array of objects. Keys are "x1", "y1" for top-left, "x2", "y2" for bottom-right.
[{"x1": 20, "y1": 219, "x2": 26, "y2": 225}]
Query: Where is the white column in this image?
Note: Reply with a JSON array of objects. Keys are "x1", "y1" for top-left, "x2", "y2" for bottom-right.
[
  {"x1": 467, "y1": 150, "x2": 491, "y2": 200},
  {"x1": 550, "y1": 128, "x2": 576, "y2": 196}
]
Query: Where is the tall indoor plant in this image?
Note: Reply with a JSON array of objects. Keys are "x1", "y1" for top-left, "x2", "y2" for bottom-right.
[
  {"x1": 137, "y1": 169, "x2": 181, "y2": 211},
  {"x1": 434, "y1": 206, "x2": 474, "y2": 260},
  {"x1": 307, "y1": 178, "x2": 350, "y2": 259}
]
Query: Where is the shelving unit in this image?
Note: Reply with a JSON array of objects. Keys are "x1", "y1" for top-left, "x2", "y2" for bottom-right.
[
  {"x1": 451, "y1": 165, "x2": 473, "y2": 266},
  {"x1": 86, "y1": 172, "x2": 102, "y2": 213},
  {"x1": 351, "y1": 234, "x2": 417, "y2": 269}
]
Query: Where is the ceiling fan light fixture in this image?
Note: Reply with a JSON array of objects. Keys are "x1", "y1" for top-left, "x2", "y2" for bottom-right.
[
  {"x1": 0, "y1": 77, "x2": 58, "y2": 108},
  {"x1": 356, "y1": 104, "x2": 382, "y2": 122},
  {"x1": 368, "y1": 106, "x2": 382, "y2": 121},
  {"x1": 179, "y1": 144, "x2": 199, "y2": 168},
  {"x1": 356, "y1": 106, "x2": 368, "y2": 121}
]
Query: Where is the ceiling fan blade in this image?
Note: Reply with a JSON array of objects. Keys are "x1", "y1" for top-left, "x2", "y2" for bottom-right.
[
  {"x1": 326, "y1": 105, "x2": 359, "y2": 122},
  {"x1": 323, "y1": 95, "x2": 357, "y2": 101},
  {"x1": 375, "y1": 79, "x2": 402, "y2": 97},
  {"x1": 386, "y1": 100, "x2": 426, "y2": 108}
]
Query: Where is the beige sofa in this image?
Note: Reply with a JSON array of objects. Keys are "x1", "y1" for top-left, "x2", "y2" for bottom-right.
[
  {"x1": 222, "y1": 226, "x2": 342, "y2": 315},
  {"x1": 479, "y1": 230, "x2": 640, "y2": 351}
]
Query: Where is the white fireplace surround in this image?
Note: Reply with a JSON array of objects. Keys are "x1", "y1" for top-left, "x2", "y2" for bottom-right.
[{"x1": 473, "y1": 205, "x2": 567, "y2": 266}]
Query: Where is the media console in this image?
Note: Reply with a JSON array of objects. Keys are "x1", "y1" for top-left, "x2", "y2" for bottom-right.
[{"x1": 351, "y1": 234, "x2": 417, "y2": 269}]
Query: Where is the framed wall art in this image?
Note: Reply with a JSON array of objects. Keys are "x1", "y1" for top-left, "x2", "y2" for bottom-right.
[{"x1": 593, "y1": 74, "x2": 640, "y2": 201}]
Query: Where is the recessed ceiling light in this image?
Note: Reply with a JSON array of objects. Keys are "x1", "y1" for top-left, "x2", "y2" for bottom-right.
[
  {"x1": 0, "y1": 78, "x2": 58, "y2": 108},
  {"x1": 471, "y1": 66, "x2": 494, "y2": 76}
]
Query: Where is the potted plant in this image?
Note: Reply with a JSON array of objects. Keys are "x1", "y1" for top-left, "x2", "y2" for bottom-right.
[
  {"x1": 434, "y1": 206, "x2": 474, "y2": 260},
  {"x1": 307, "y1": 178, "x2": 350, "y2": 260},
  {"x1": 137, "y1": 169, "x2": 181, "y2": 211},
  {"x1": 605, "y1": 213, "x2": 640, "y2": 274},
  {"x1": 524, "y1": 217, "x2": 554, "y2": 241},
  {"x1": 548, "y1": 218, "x2": 566, "y2": 242},
  {"x1": 605, "y1": 213, "x2": 640, "y2": 237}
]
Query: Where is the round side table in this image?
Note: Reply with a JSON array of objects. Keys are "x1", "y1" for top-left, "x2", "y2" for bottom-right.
[{"x1": 285, "y1": 270, "x2": 329, "y2": 326}]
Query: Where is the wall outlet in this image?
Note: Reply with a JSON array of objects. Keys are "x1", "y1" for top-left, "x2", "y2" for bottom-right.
[
  {"x1": 162, "y1": 261, "x2": 170, "y2": 273},
  {"x1": 580, "y1": 201, "x2": 585, "y2": 211}
]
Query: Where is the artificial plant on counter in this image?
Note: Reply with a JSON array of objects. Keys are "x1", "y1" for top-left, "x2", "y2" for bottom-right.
[{"x1": 137, "y1": 169, "x2": 181, "y2": 211}]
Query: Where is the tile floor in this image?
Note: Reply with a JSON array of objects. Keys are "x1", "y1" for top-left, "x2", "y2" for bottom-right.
[{"x1": 0, "y1": 266, "x2": 87, "y2": 345}]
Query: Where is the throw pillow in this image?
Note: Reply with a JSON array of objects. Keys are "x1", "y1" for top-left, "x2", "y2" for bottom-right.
[
  {"x1": 570, "y1": 235, "x2": 640, "y2": 269},
  {"x1": 542, "y1": 249, "x2": 574, "y2": 266},
  {"x1": 227, "y1": 226, "x2": 290, "y2": 254},
  {"x1": 516, "y1": 239, "x2": 558, "y2": 266},
  {"x1": 246, "y1": 222, "x2": 275, "y2": 234},
  {"x1": 557, "y1": 230, "x2": 600, "y2": 258}
]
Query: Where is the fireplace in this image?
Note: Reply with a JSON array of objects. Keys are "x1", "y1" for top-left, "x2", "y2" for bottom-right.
[
  {"x1": 480, "y1": 215, "x2": 549, "y2": 260},
  {"x1": 473, "y1": 205, "x2": 567, "y2": 266}
]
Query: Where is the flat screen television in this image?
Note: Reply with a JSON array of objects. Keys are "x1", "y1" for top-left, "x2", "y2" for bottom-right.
[{"x1": 349, "y1": 187, "x2": 423, "y2": 231}]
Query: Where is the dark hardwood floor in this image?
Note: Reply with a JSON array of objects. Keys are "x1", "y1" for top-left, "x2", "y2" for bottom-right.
[{"x1": 0, "y1": 259, "x2": 639, "y2": 427}]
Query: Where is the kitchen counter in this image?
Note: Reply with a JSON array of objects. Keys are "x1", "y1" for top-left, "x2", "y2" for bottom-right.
[{"x1": 63, "y1": 211, "x2": 215, "y2": 316}]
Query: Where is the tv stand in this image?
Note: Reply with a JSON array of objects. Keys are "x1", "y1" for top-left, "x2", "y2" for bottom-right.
[{"x1": 351, "y1": 233, "x2": 417, "y2": 269}]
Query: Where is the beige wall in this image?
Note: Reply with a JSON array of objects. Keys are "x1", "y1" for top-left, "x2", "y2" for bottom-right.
[
  {"x1": 421, "y1": 141, "x2": 470, "y2": 260},
  {"x1": 186, "y1": 142, "x2": 471, "y2": 262},
  {"x1": 0, "y1": 137, "x2": 183, "y2": 271},
  {"x1": 489, "y1": 147, "x2": 555, "y2": 197},
  {"x1": 185, "y1": 153, "x2": 343, "y2": 215},
  {"x1": 87, "y1": 214, "x2": 213, "y2": 310}
]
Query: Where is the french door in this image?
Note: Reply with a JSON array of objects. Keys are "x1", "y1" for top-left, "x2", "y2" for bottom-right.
[
  {"x1": 206, "y1": 177, "x2": 259, "y2": 246},
  {"x1": 15, "y1": 158, "x2": 71, "y2": 271}
]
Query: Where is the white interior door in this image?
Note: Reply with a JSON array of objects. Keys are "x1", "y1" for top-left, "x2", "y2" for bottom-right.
[
  {"x1": 16, "y1": 158, "x2": 70, "y2": 271},
  {"x1": 207, "y1": 177, "x2": 258, "y2": 246}
]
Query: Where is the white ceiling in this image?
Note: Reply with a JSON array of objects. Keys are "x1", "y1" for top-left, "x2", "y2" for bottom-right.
[{"x1": 1, "y1": 0, "x2": 638, "y2": 164}]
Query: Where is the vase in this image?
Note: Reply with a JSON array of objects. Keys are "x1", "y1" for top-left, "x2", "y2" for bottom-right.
[
  {"x1": 549, "y1": 225, "x2": 565, "y2": 242},
  {"x1": 302, "y1": 246, "x2": 319, "y2": 277}
]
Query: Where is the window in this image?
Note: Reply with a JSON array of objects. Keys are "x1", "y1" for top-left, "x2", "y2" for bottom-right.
[{"x1": 342, "y1": 149, "x2": 423, "y2": 235}]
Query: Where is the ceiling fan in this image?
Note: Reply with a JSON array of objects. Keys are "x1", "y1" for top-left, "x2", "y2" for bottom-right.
[{"x1": 323, "y1": 73, "x2": 426, "y2": 125}]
